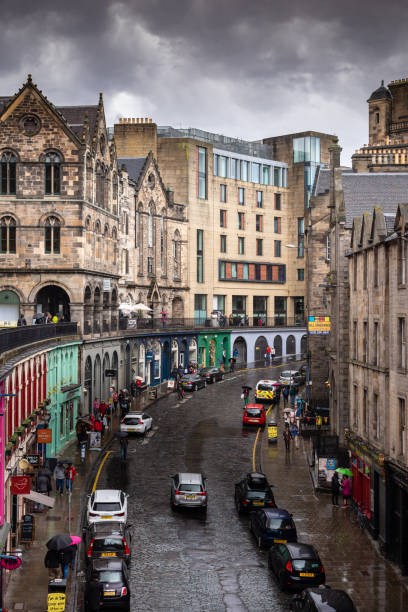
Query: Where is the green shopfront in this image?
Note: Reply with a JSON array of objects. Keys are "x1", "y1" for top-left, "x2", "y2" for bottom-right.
[
  {"x1": 198, "y1": 332, "x2": 230, "y2": 369},
  {"x1": 46, "y1": 342, "x2": 81, "y2": 456}
]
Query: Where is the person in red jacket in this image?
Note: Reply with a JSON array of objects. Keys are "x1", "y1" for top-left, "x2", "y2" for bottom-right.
[{"x1": 65, "y1": 462, "x2": 77, "y2": 492}]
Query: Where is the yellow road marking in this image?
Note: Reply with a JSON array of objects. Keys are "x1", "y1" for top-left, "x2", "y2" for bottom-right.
[
  {"x1": 252, "y1": 428, "x2": 261, "y2": 471},
  {"x1": 92, "y1": 451, "x2": 112, "y2": 493}
]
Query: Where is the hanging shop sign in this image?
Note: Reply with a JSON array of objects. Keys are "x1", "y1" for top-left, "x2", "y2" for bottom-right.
[
  {"x1": 37, "y1": 429, "x2": 52, "y2": 443},
  {"x1": 11, "y1": 476, "x2": 31, "y2": 495}
]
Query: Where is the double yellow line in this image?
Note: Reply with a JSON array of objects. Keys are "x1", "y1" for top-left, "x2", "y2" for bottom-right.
[
  {"x1": 91, "y1": 451, "x2": 112, "y2": 493},
  {"x1": 252, "y1": 404, "x2": 273, "y2": 471}
]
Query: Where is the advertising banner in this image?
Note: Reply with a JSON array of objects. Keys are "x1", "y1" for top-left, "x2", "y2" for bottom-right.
[{"x1": 308, "y1": 315, "x2": 331, "y2": 335}]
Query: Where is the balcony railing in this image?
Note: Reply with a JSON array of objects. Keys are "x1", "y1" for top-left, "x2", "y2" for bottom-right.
[
  {"x1": 119, "y1": 316, "x2": 306, "y2": 331},
  {"x1": 0, "y1": 323, "x2": 78, "y2": 355}
]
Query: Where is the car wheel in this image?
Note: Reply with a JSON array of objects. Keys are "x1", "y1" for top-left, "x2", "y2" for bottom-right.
[{"x1": 194, "y1": 384, "x2": 197, "y2": 391}]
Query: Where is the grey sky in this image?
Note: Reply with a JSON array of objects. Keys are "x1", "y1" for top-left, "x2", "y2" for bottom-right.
[{"x1": 1, "y1": 0, "x2": 407, "y2": 163}]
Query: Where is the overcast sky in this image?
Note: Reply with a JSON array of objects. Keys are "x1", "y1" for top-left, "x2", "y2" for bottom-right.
[{"x1": 1, "y1": 0, "x2": 407, "y2": 164}]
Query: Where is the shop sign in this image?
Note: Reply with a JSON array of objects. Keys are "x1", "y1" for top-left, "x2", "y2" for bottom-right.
[
  {"x1": 0, "y1": 555, "x2": 22, "y2": 570},
  {"x1": 103, "y1": 279, "x2": 111, "y2": 292},
  {"x1": 11, "y1": 476, "x2": 31, "y2": 495},
  {"x1": 25, "y1": 454, "x2": 40, "y2": 466},
  {"x1": 326, "y1": 458, "x2": 336, "y2": 470},
  {"x1": 308, "y1": 315, "x2": 331, "y2": 335},
  {"x1": 168, "y1": 379, "x2": 175, "y2": 389},
  {"x1": 146, "y1": 351, "x2": 154, "y2": 361},
  {"x1": 37, "y1": 429, "x2": 52, "y2": 443},
  {"x1": 47, "y1": 592, "x2": 66, "y2": 612}
]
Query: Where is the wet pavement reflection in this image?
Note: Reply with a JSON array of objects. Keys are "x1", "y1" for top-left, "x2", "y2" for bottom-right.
[{"x1": 93, "y1": 368, "x2": 408, "y2": 611}]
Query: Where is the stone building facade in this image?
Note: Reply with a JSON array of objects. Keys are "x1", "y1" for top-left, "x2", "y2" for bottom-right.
[{"x1": 347, "y1": 204, "x2": 408, "y2": 573}]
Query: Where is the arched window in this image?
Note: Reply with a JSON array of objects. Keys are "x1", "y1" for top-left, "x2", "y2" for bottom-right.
[
  {"x1": 45, "y1": 152, "x2": 61, "y2": 195},
  {"x1": 112, "y1": 227, "x2": 118, "y2": 265},
  {"x1": 1, "y1": 152, "x2": 16, "y2": 195},
  {"x1": 122, "y1": 250, "x2": 129, "y2": 275},
  {"x1": 123, "y1": 212, "x2": 129, "y2": 235},
  {"x1": 148, "y1": 208, "x2": 153, "y2": 247},
  {"x1": 0, "y1": 216, "x2": 16, "y2": 253},
  {"x1": 160, "y1": 214, "x2": 165, "y2": 269},
  {"x1": 104, "y1": 224, "x2": 109, "y2": 260},
  {"x1": 44, "y1": 216, "x2": 60, "y2": 254}
]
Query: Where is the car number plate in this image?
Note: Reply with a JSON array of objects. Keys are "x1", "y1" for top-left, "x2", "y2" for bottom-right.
[
  {"x1": 104, "y1": 590, "x2": 116, "y2": 596},
  {"x1": 248, "y1": 419, "x2": 258, "y2": 423},
  {"x1": 101, "y1": 552, "x2": 117, "y2": 557},
  {"x1": 253, "y1": 501, "x2": 264, "y2": 506},
  {"x1": 127, "y1": 428, "x2": 136, "y2": 431},
  {"x1": 185, "y1": 495, "x2": 197, "y2": 500},
  {"x1": 300, "y1": 572, "x2": 315, "y2": 577},
  {"x1": 274, "y1": 539, "x2": 287, "y2": 543},
  {"x1": 101, "y1": 515, "x2": 113, "y2": 519}
]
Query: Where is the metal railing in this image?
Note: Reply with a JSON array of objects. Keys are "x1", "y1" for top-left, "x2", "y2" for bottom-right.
[
  {"x1": 119, "y1": 316, "x2": 306, "y2": 331},
  {"x1": 0, "y1": 323, "x2": 78, "y2": 355}
]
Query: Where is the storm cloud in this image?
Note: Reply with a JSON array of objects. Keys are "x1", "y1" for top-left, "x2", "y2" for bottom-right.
[{"x1": 1, "y1": 0, "x2": 408, "y2": 163}]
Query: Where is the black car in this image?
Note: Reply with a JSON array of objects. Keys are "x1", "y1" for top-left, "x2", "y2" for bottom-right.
[
  {"x1": 291, "y1": 586, "x2": 357, "y2": 611},
  {"x1": 199, "y1": 367, "x2": 225, "y2": 383},
  {"x1": 268, "y1": 542, "x2": 325, "y2": 592},
  {"x1": 84, "y1": 521, "x2": 132, "y2": 565},
  {"x1": 250, "y1": 508, "x2": 297, "y2": 548},
  {"x1": 87, "y1": 558, "x2": 130, "y2": 610},
  {"x1": 181, "y1": 373, "x2": 206, "y2": 391},
  {"x1": 234, "y1": 472, "x2": 276, "y2": 515}
]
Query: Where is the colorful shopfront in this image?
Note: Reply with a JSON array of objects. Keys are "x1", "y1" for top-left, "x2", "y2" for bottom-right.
[
  {"x1": 351, "y1": 453, "x2": 372, "y2": 519},
  {"x1": 197, "y1": 332, "x2": 230, "y2": 368},
  {"x1": 46, "y1": 342, "x2": 81, "y2": 456}
]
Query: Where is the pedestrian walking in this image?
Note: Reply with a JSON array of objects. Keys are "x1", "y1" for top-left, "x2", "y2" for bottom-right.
[
  {"x1": 119, "y1": 436, "x2": 128, "y2": 461},
  {"x1": 289, "y1": 384, "x2": 296, "y2": 406},
  {"x1": 176, "y1": 380, "x2": 185, "y2": 400},
  {"x1": 65, "y1": 462, "x2": 77, "y2": 493},
  {"x1": 270, "y1": 346, "x2": 275, "y2": 364},
  {"x1": 222, "y1": 349, "x2": 226, "y2": 365},
  {"x1": 44, "y1": 549, "x2": 60, "y2": 580},
  {"x1": 37, "y1": 470, "x2": 52, "y2": 495},
  {"x1": 85, "y1": 572, "x2": 104, "y2": 612},
  {"x1": 282, "y1": 385, "x2": 289, "y2": 407},
  {"x1": 229, "y1": 357, "x2": 235, "y2": 373},
  {"x1": 290, "y1": 423, "x2": 299, "y2": 449},
  {"x1": 94, "y1": 417, "x2": 103, "y2": 436},
  {"x1": 331, "y1": 472, "x2": 340, "y2": 506},
  {"x1": 112, "y1": 391, "x2": 118, "y2": 414},
  {"x1": 60, "y1": 546, "x2": 75, "y2": 579},
  {"x1": 53, "y1": 462, "x2": 65, "y2": 495},
  {"x1": 283, "y1": 426, "x2": 292, "y2": 452},
  {"x1": 93, "y1": 397, "x2": 100, "y2": 417},
  {"x1": 341, "y1": 475, "x2": 352, "y2": 508},
  {"x1": 51, "y1": 313, "x2": 59, "y2": 323},
  {"x1": 266, "y1": 345, "x2": 271, "y2": 363},
  {"x1": 17, "y1": 313, "x2": 27, "y2": 326},
  {"x1": 242, "y1": 387, "x2": 250, "y2": 408}
]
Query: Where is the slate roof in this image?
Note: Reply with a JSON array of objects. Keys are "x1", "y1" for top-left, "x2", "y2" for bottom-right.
[
  {"x1": 118, "y1": 157, "x2": 146, "y2": 181},
  {"x1": 314, "y1": 167, "x2": 330, "y2": 196},
  {"x1": 57, "y1": 105, "x2": 99, "y2": 137},
  {"x1": 342, "y1": 173, "x2": 408, "y2": 228},
  {"x1": 368, "y1": 80, "x2": 392, "y2": 102}
]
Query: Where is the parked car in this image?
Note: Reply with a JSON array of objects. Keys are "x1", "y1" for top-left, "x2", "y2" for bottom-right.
[
  {"x1": 255, "y1": 380, "x2": 280, "y2": 402},
  {"x1": 87, "y1": 489, "x2": 128, "y2": 524},
  {"x1": 243, "y1": 404, "x2": 266, "y2": 427},
  {"x1": 279, "y1": 370, "x2": 304, "y2": 387},
  {"x1": 250, "y1": 508, "x2": 297, "y2": 548},
  {"x1": 235, "y1": 472, "x2": 276, "y2": 515},
  {"x1": 86, "y1": 558, "x2": 130, "y2": 610},
  {"x1": 181, "y1": 373, "x2": 206, "y2": 391},
  {"x1": 268, "y1": 542, "x2": 325, "y2": 592},
  {"x1": 120, "y1": 411, "x2": 152, "y2": 434},
  {"x1": 291, "y1": 586, "x2": 357, "y2": 611},
  {"x1": 199, "y1": 367, "x2": 225, "y2": 383},
  {"x1": 84, "y1": 521, "x2": 132, "y2": 565},
  {"x1": 170, "y1": 472, "x2": 207, "y2": 511}
]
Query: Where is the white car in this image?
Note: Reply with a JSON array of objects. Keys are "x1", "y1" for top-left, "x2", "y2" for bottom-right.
[
  {"x1": 87, "y1": 489, "x2": 128, "y2": 524},
  {"x1": 120, "y1": 411, "x2": 153, "y2": 434}
]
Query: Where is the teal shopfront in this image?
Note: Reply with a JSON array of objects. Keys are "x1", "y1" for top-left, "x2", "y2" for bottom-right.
[
  {"x1": 197, "y1": 332, "x2": 231, "y2": 368},
  {"x1": 46, "y1": 342, "x2": 81, "y2": 456}
]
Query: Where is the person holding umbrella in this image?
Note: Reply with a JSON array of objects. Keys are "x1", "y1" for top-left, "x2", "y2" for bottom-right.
[
  {"x1": 45, "y1": 534, "x2": 81, "y2": 579},
  {"x1": 241, "y1": 385, "x2": 251, "y2": 408},
  {"x1": 44, "y1": 548, "x2": 60, "y2": 580},
  {"x1": 339, "y1": 471, "x2": 352, "y2": 508}
]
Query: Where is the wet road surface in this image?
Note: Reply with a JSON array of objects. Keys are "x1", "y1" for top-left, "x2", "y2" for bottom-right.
[{"x1": 90, "y1": 367, "x2": 408, "y2": 611}]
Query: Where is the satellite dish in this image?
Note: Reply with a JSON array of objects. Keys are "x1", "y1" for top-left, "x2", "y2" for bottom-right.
[{"x1": 18, "y1": 459, "x2": 31, "y2": 472}]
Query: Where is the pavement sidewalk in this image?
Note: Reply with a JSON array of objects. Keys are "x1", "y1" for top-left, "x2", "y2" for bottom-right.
[
  {"x1": 4, "y1": 383, "x2": 171, "y2": 612},
  {"x1": 260, "y1": 401, "x2": 408, "y2": 612}
]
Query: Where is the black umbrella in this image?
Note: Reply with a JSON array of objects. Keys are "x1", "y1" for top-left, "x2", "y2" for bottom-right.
[
  {"x1": 115, "y1": 431, "x2": 128, "y2": 438},
  {"x1": 46, "y1": 534, "x2": 73, "y2": 551},
  {"x1": 33, "y1": 312, "x2": 45, "y2": 320},
  {"x1": 242, "y1": 385, "x2": 252, "y2": 390}
]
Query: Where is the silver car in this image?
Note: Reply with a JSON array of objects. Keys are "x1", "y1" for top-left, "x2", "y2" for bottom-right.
[{"x1": 170, "y1": 472, "x2": 207, "y2": 511}]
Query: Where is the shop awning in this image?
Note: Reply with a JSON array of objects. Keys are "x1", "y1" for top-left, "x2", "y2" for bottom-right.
[
  {"x1": 23, "y1": 491, "x2": 55, "y2": 508},
  {"x1": 0, "y1": 522, "x2": 10, "y2": 551}
]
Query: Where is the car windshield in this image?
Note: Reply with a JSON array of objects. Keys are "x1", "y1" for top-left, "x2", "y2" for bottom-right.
[
  {"x1": 124, "y1": 418, "x2": 140, "y2": 425},
  {"x1": 258, "y1": 385, "x2": 273, "y2": 391},
  {"x1": 267, "y1": 518, "x2": 293, "y2": 530},
  {"x1": 93, "y1": 538, "x2": 124, "y2": 551},
  {"x1": 178, "y1": 483, "x2": 202, "y2": 492},
  {"x1": 246, "y1": 409, "x2": 262, "y2": 417},
  {"x1": 93, "y1": 502, "x2": 121, "y2": 511},
  {"x1": 247, "y1": 490, "x2": 268, "y2": 499},
  {"x1": 292, "y1": 559, "x2": 321, "y2": 571},
  {"x1": 280, "y1": 372, "x2": 291, "y2": 378},
  {"x1": 98, "y1": 570, "x2": 123, "y2": 582}
]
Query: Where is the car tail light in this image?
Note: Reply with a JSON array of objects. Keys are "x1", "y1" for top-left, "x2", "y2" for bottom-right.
[
  {"x1": 87, "y1": 538, "x2": 94, "y2": 557},
  {"x1": 120, "y1": 419, "x2": 124, "y2": 424},
  {"x1": 266, "y1": 501, "x2": 276, "y2": 507},
  {"x1": 285, "y1": 561, "x2": 293, "y2": 573},
  {"x1": 241, "y1": 499, "x2": 250, "y2": 506},
  {"x1": 320, "y1": 565, "x2": 325, "y2": 574},
  {"x1": 197, "y1": 491, "x2": 206, "y2": 496},
  {"x1": 121, "y1": 587, "x2": 127, "y2": 596},
  {"x1": 116, "y1": 512, "x2": 125, "y2": 517},
  {"x1": 88, "y1": 512, "x2": 97, "y2": 517},
  {"x1": 138, "y1": 419, "x2": 143, "y2": 424},
  {"x1": 122, "y1": 538, "x2": 130, "y2": 555}
]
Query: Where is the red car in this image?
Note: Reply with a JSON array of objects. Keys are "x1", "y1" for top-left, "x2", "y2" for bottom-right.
[{"x1": 243, "y1": 404, "x2": 266, "y2": 427}]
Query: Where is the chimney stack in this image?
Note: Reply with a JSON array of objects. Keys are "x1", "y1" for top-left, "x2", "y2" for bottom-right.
[{"x1": 114, "y1": 117, "x2": 157, "y2": 158}]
